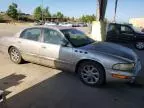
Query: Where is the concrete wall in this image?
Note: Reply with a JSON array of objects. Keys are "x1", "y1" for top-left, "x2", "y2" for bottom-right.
[
  {"x1": 129, "y1": 18, "x2": 144, "y2": 28},
  {"x1": 91, "y1": 21, "x2": 107, "y2": 41}
]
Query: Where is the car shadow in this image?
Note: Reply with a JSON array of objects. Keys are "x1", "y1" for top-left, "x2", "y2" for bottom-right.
[{"x1": 6, "y1": 71, "x2": 144, "y2": 108}]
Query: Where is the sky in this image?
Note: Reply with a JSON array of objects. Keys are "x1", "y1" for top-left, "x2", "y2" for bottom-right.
[{"x1": 0, "y1": 0, "x2": 144, "y2": 22}]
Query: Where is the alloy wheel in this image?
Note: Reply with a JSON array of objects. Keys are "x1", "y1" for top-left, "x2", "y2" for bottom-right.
[
  {"x1": 136, "y1": 42, "x2": 144, "y2": 50},
  {"x1": 80, "y1": 65, "x2": 100, "y2": 84}
]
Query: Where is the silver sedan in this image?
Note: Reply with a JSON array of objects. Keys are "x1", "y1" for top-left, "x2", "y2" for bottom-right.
[{"x1": 0, "y1": 26, "x2": 142, "y2": 86}]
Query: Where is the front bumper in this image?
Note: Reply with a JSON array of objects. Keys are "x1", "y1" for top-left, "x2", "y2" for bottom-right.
[{"x1": 105, "y1": 60, "x2": 142, "y2": 80}]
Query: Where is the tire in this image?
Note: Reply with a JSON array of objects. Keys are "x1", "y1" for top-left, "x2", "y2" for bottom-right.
[
  {"x1": 135, "y1": 42, "x2": 144, "y2": 50},
  {"x1": 77, "y1": 61, "x2": 106, "y2": 87},
  {"x1": 9, "y1": 47, "x2": 23, "y2": 64}
]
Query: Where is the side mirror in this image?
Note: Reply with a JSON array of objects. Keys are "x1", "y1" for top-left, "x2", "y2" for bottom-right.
[{"x1": 61, "y1": 39, "x2": 69, "y2": 47}]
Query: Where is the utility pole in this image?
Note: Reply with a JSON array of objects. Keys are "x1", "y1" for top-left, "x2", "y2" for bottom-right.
[
  {"x1": 96, "y1": 0, "x2": 100, "y2": 20},
  {"x1": 114, "y1": 0, "x2": 118, "y2": 22},
  {"x1": 96, "y1": 0, "x2": 107, "y2": 21},
  {"x1": 42, "y1": 0, "x2": 44, "y2": 22}
]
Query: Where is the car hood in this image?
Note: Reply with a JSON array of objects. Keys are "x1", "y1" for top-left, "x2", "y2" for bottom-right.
[
  {"x1": 136, "y1": 32, "x2": 144, "y2": 37},
  {"x1": 80, "y1": 42, "x2": 137, "y2": 61}
]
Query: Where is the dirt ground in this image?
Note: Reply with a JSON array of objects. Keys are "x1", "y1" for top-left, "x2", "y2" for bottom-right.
[{"x1": 0, "y1": 23, "x2": 144, "y2": 108}]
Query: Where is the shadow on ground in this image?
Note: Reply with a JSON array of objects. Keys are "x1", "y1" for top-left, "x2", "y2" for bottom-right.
[
  {"x1": 0, "y1": 73, "x2": 26, "y2": 108},
  {"x1": 0, "y1": 74, "x2": 26, "y2": 91},
  {"x1": 6, "y1": 71, "x2": 144, "y2": 108}
]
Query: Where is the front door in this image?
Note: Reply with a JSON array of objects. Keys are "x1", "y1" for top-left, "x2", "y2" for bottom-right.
[
  {"x1": 39, "y1": 28, "x2": 73, "y2": 70},
  {"x1": 119, "y1": 25, "x2": 135, "y2": 43}
]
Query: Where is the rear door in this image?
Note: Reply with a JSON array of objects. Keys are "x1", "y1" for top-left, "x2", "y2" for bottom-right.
[{"x1": 18, "y1": 28, "x2": 42, "y2": 63}]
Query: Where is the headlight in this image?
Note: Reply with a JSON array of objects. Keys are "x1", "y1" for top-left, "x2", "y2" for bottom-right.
[{"x1": 112, "y1": 63, "x2": 135, "y2": 71}]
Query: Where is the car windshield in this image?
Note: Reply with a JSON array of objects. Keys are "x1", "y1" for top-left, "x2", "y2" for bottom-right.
[{"x1": 61, "y1": 29, "x2": 95, "y2": 47}]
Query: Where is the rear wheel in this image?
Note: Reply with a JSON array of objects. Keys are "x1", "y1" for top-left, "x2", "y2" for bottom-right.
[
  {"x1": 9, "y1": 47, "x2": 23, "y2": 64},
  {"x1": 135, "y1": 42, "x2": 144, "y2": 50},
  {"x1": 77, "y1": 61, "x2": 106, "y2": 86}
]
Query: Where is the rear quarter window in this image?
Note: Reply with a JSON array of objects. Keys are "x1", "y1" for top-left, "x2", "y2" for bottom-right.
[{"x1": 20, "y1": 28, "x2": 41, "y2": 41}]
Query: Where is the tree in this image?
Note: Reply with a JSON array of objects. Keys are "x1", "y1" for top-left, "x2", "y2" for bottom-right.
[
  {"x1": 43, "y1": 7, "x2": 51, "y2": 19},
  {"x1": 80, "y1": 15, "x2": 96, "y2": 23},
  {"x1": 33, "y1": 6, "x2": 42, "y2": 20},
  {"x1": 0, "y1": 15, "x2": 3, "y2": 21},
  {"x1": 7, "y1": 3, "x2": 18, "y2": 19},
  {"x1": 55, "y1": 11, "x2": 64, "y2": 18},
  {"x1": 52, "y1": 14, "x2": 57, "y2": 17},
  {"x1": 81, "y1": 15, "x2": 86, "y2": 22},
  {"x1": 17, "y1": 9, "x2": 22, "y2": 21},
  {"x1": 34, "y1": 6, "x2": 51, "y2": 21}
]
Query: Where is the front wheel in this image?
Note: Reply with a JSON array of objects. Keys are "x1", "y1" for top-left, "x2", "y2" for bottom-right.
[
  {"x1": 9, "y1": 47, "x2": 23, "y2": 64},
  {"x1": 135, "y1": 42, "x2": 144, "y2": 50},
  {"x1": 78, "y1": 61, "x2": 106, "y2": 87}
]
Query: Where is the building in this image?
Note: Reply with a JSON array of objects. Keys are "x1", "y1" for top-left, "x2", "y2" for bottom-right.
[{"x1": 129, "y1": 18, "x2": 144, "y2": 28}]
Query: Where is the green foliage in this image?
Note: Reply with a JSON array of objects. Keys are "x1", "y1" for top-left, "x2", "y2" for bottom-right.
[
  {"x1": 80, "y1": 14, "x2": 96, "y2": 23},
  {"x1": 51, "y1": 12, "x2": 64, "y2": 18},
  {"x1": 52, "y1": 14, "x2": 57, "y2": 17},
  {"x1": 33, "y1": 6, "x2": 51, "y2": 21},
  {"x1": 18, "y1": 9, "x2": 22, "y2": 17},
  {"x1": 43, "y1": 7, "x2": 51, "y2": 19},
  {"x1": 0, "y1": 15, "x2": 3, "y2": 20},
  {"x1": 33, "y1": 6, "x2": 42, "y2": 20},
  {"x1": 55, "y1": 11, "x2": 64, "y2": 18},
  {"x1": 7, "y1": 3, "x2": 18, "y2": 19}
]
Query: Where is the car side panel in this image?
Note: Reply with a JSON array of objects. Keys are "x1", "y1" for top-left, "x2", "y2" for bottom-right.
[
  {"x1": 71, "y1": 48, "x2": 133, "y2": 73},
  {"x1": 57, "y1": 46, "x2": 74, "y2": 71},
  {"x1": 18, "y1": 38, "x2": 41, "y2": 64},
  {"x1": 119, "y1": 33, "x2": 134, "y2": 42},
  {"x1": 39, "y1": 43, "x2": 74, "y2": 72}
]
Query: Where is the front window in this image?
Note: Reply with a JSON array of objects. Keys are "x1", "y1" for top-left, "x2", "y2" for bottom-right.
[
  {"x1": 108, "y1": 24, "x2": 120, "y2": 35},
  {"x1": 43, "y1": 28, "x2": 63, "y2": 45},
  {"x1": 61, "y1": 29, "x2": 95, "y2": 47},
  {"x1": 121, "y1": 26, "x2": 133, "y2": 34}
]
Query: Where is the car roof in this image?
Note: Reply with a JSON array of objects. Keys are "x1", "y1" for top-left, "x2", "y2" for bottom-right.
[
  {"x1": 15, "y1": 26, "x2": 74, "y2": 38},
  {"x1": 109, "y1": 23, "x2": 132, "y2": 26},
  {"x1": 26, "y1": 25, "x2": 74, "y2": 31}
]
